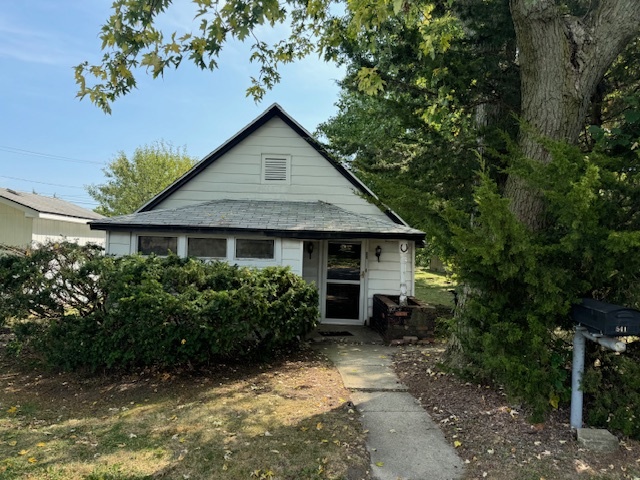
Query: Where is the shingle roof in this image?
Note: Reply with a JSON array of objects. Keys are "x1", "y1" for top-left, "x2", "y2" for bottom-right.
[
  {"x1": 0, "y1": 188, "x2": 103, "y2": 220},
  {"x1": 90, "y1": 199, "x2": 425, "y2": 241}
]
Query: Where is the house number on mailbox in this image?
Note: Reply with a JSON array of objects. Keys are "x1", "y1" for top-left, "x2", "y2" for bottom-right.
[{"x1": 615, "y1": 326, "x2": 628, "y2": 334}]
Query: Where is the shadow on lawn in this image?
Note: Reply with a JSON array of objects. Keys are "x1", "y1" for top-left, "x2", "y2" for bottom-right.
[{"x1": 0, "y1": 348, "x2": 370, "y2": 480}]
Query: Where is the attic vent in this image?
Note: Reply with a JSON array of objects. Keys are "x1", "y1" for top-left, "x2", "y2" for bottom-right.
[{"x1": 261, "y1": 155, "x2": 291, "y2": 184}]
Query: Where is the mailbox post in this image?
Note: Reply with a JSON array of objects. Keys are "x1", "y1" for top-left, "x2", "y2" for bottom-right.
[{"x1": 570, "y1": 299, "x2": 640, "y2": 430}]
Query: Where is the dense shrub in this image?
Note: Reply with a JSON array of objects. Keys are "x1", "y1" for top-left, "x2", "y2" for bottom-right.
[
  {"x1": 0, "y1": 241, "x2": 105, "y2": 326},
  {"x1": 582, "y1": 343, "x2": 640, "y2": 438},
  {"x1": 4, "y1": 244, "x2": 319, "y2": 371},
  {"x1": 443, "y1": 138, "x2": 640, "y2": 422}
]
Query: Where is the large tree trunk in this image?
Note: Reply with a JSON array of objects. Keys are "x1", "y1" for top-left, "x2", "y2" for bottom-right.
[{"x1": 506, "y1": 0, "x2": 640, "y2": 230}]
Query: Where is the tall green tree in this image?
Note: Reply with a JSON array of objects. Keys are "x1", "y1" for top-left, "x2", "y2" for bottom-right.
[{"x1": 87, "y1": 141, "x2": 196, "y2": 216}]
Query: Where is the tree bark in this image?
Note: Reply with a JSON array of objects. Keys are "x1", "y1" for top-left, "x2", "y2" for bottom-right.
[{"x1": 506, "y1": 0, "x2": 640, "y2": 230}]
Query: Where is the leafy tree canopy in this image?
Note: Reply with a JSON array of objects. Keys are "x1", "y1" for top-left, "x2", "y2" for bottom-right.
[{"x1": 87, "y1": 140, "x2": 196, "y2": 216}]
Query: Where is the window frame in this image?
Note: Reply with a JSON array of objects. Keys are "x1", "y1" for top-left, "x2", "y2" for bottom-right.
[
  {"x1": 187, "y1": 236, "x2": 228, "y2": 260},
  {"x1": 234, "y1": 238, "x2": 276, "y2": 260},
  {"x1": 136, "y1": 235, "x2": 179, "y2": 256}
]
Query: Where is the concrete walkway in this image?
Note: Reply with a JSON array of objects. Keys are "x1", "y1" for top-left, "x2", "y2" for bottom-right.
[{"x1": 315, "y1": 343, "x2": 464, "y2": 480}]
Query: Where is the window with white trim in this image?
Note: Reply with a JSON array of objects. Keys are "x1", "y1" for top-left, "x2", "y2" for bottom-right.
[
  {"x1": 235, "y1": 239, "x2": 275, "y2": 259},
  {"x1": 187, "y1": 237, "x2": 227, "y2": 258},
  {"x1": 261, "y1": 154, "x2": 291, "y2": 184},
  {"x1": 138, "y1": 236, "x2": 177, "y2": 255}
]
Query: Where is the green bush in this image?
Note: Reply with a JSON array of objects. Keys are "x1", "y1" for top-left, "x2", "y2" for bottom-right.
[
  {"x1": 582, "y1": 343, "x2": 640, "y2": 438},
  {"x1": 443, "y1": 137, "x2": 640, "y2": 422},
  {"x1": 0, "y1": 241, "x2": 106, "y2": 326},
  {"x1": 5, "y1": 244, "x2": 319, "y2": 371}
]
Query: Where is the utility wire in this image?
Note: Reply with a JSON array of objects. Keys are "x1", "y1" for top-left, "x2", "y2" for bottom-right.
[
  {"x1": 0, "y1": 175, "x2": 86, "y2": 189},
  {"x1": 0, "y1": 145, "x2": 104, "y2": 165}
]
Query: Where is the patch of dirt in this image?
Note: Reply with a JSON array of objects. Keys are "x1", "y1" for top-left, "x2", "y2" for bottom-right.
[{"x1": 393, "y1": 344, "x2": 640, "y2": 480}]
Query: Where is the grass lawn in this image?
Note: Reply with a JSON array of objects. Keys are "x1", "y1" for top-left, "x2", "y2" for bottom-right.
[
  {"x1": 0, "y1": 348, "x2": 369, "y2": 480},
  {"x1": 413, "y1": 268, "x2": 456, "y2": 307}
]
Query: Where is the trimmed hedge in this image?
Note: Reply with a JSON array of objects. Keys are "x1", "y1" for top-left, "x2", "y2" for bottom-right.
[{"x1": 2, "y1": 242, "x2": 319, "y2": 371}]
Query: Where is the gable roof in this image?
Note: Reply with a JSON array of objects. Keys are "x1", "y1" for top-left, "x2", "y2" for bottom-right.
[
  {"x1": 138, "y1": 103, "x2": 407, "y2": 225},
  {"x1": 0, "y1": 187, "x2": 103, "y2": 220},
  {"x1": 91, "y1": 199, "x2": 424, "y2": 241}
]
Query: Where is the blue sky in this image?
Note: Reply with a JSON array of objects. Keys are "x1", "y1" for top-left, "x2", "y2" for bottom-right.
[{"x1": 0, "y1": 1, "x2": 345, "y2": 210}]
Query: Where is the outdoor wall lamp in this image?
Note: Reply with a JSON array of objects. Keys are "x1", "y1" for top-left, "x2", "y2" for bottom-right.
[
  {"x1": 306, "y1": 242, "x2": 314, "y2": 259},
  {"x1": 375, "y1": 245, "x2": 382, "y2": 262}
]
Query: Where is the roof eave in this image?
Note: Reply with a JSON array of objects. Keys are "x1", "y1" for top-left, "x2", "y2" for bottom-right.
[{"x1": 89, "y1": 222, "x2": 425, "y2": 242}]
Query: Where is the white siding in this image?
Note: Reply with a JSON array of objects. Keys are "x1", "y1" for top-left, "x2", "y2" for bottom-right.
[
  {"x1": 155, "y1": 117, "x2": 389, "y2": 220},
  {"x1": 32, "y1": 218, "x2": 105, "y2": 247},
  {"x1": 107, "y1": 231, "x2": 134, "y2": 256},
  {"x1": 302, "y1": 240, "x2": 321, "y2": 285},
  {"x1": 281, "y1": 239, "x2": 303, "y2": 275},
  {"x1": 365, "y1": 240, "x2": 415, "y2": 319},
  {"x1": 0, "y1": 202, "x2": 32, "y2": 247}
]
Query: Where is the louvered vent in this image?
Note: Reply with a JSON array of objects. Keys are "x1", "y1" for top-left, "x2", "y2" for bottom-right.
[{"x1": 261, "y1": 155, "x2": 290, "y2": 184}]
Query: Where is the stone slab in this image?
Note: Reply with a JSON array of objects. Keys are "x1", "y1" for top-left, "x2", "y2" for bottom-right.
[
  {"x1": 358, "y1": 402, "x2": 464, "y2": 480},
  {"x1": 336, "y1": 365, "x2": 408, "y2": 391},
  {"x1": 577, "y1": 428, "x2": 619, "y2": 452},
  {"x1": 319, "y1": 344, "x2": 395, "y2": 367},
  {"x1": 350, "y1": 391, "x2": 426, "y2": 413}
]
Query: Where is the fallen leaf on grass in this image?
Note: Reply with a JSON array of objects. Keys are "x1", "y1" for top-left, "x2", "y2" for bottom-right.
[
  {"x1": 36, "y1": 443, "x2": 46, "y2": 447},
  {"x1": 28, "y1": 457, "x2": 37, "y2": 464},
  {"x1": 8, "y1": 441, "x2": 17, "y2": 446},
  {"x1": 18, "y1": 450, "x2": 28, "y2": 456},
  {"x1": 375, "y1": 462, "x2": 384, "y2": 467},
  {"x1": 316, "y1": 422, "x2": 323, "y2": 430},
  {"x1": 6, "y1": 406, "x2": 18, "y2": 414},
  {"x1": 454, "y1": 441, "x2": 462, "y2": 448}
]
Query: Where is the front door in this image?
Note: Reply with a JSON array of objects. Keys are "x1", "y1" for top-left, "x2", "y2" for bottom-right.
[{"x1": 324, "y1": 241, "x2": 364, "y2": 324}]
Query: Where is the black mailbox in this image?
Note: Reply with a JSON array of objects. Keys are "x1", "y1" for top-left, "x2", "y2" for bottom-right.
[{"x1": 571, "y1": 298, "x2": 640, "y2": 336}]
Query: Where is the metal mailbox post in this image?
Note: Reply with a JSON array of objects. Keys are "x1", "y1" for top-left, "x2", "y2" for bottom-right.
[{"x1": 570, "y1": 299, "x2": 640, "y2": 430}]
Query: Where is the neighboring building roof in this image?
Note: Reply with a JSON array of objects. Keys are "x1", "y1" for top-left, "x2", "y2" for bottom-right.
[
  {"x1": 90, "y1": 199, "x2": 425, "y2": 241},
  {"x1": 0, "y1": 187, "x2": 103, "y2": 220},
  {"x1": 138, "y1": 103, "x2": 409, "y2": 226}
]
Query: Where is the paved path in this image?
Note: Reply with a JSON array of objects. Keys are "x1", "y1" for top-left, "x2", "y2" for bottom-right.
[{"x1": 315, "y1": 343, "x2": 464, "y2": 480}]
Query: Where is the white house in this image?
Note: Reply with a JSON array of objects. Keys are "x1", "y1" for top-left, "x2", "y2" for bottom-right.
[
  {"x1": 90, "y1": 104, "x2": 425, "y2": 325},
  {"x1": 0, "y1": 188, "x2": 105, "y2": 249}
]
